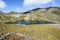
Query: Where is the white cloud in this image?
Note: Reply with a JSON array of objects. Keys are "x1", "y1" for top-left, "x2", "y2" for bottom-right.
[
  {"x1": 0, "y1": 0, "x2": 7, "y2": 8},
  {"x1": 24, "y1": 0, "x2": 53, "y2": 7}
]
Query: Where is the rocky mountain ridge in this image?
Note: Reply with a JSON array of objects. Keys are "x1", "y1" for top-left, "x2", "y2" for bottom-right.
[{"x1": 0, "y1": 7, "x2": 60, "y2": 24}]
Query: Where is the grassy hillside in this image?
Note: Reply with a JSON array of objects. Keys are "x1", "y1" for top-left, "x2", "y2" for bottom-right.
[
  {"x1": 0, "y1": 15, "x2": 17, "y2": 23},
  {"x1": 0, "y1": 12, "x2": 19, "y2": 23},
  {"x1": 19, "y1": 7, "x2": 60, "y2": 24},
  {"x1": 0, "y1": 24, "x2": 60, "y2": 40}
]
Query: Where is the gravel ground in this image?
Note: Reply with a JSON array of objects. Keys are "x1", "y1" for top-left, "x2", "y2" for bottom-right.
[{"x1": 49, "y1": 24, "x2": 60, "y2": 28}]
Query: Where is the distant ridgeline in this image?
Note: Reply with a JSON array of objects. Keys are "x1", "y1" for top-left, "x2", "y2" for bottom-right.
[
  {"x1": 0, "y1": 7, "x2": 60, "y2": 24},
  {"x1": 0, "y1": 11, "x2": 22, "y2": 17}
]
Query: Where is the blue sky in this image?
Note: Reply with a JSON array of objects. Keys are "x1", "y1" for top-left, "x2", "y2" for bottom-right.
[{"x1": 0, "y1": 0, "x2": 60, "y2": 13}]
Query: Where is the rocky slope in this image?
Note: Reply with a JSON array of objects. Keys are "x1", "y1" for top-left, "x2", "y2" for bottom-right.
[
  {"x1": 19, "y1": 7, "x2": 60, "y2": 24},
  {"x1": 0, "y1": 11, "x2": 21, "y2": 23}
]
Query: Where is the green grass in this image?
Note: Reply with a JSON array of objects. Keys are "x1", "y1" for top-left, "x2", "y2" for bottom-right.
[{"x1": 0, "y1": 24, "x2": 60, "y2": 40}]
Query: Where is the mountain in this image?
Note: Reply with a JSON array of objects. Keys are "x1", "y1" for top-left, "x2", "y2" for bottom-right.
[
  {"x1": 19, "y1": 7, "x2": 60, "y2": 24},
  {"x1": 0, "y1": 7, "x2": 60, "y2": 24}
]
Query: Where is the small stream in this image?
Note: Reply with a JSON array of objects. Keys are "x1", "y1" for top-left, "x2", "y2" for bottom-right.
[
  {"x1": 17, "y1": 21, "x2": 30, "y2": 25},
  {"x1": 5, "y1": 21, "x2": 30, "y2": 25},
  {"x1": 5, "y1": 21, "x2": 55, "y2": 25}
]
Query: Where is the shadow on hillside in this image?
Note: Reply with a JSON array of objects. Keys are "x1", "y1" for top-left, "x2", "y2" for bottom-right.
[
  {"x1": 29, "y1": 21, "x2": 55, "y2": 24},
  {"x1": 16, "y1": 21, "x2": 55, "y2": 25}
]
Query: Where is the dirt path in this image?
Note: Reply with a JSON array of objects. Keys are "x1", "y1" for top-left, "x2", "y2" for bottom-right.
[{"x1": 49, "y1": 24, "x2": 60, "y2": 28}]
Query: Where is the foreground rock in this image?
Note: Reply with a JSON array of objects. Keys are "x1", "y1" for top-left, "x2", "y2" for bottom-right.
[{"x1": 0, "y1": 32, "x2": 33, "y2": 40}]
